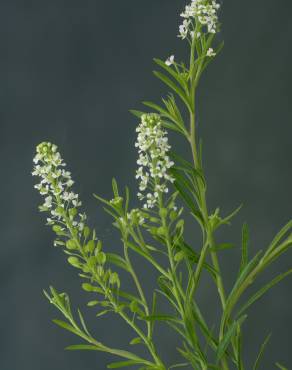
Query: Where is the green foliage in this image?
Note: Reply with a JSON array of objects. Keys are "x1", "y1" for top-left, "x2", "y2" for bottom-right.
[{"x1": 32, "y1": 2, "x2": 291, "y2": 369}]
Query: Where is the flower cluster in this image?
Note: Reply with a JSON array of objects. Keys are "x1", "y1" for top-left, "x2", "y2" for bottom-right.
[
  {"x1": 179, "y1": 0, "x2": 220, "y2": 39},
  {"x1": 33, "y1": 142, "x2": 121, "y2": 291},
  {"x1": 127, "y1": 209, "x2": 145, "y2": 226},
  {"x1": 135, "y1": 114, "x2": 175, "y2": 209},
  {"x1": 32, "y1": 142, "x2": 86, "y2": 240}
]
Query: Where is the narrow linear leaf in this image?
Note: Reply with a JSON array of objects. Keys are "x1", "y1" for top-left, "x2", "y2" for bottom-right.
[
  {"x1": 240, "y1": 223, "x2": 249, "y2": 273},
  {"x1": 107, "y1": 253, "x2": 130, "y2": 272},
  {"x1": 227, "y1": 251, "x2": 263, "y2": 307},
  {"x1": 143, "y1": 100, "x2": 169, "y2": 117},
  {"x1": 253, "y1": 333, "x2": 272, "y2": 370},
  {"x1": 162, "y1": 120, "x2": 185, "y2": 135},
  {"x1": 219, "y1": 204, "x2": 243, "y2": 227},
  {"x1": 78, "y1": 309, "x2": 90, "y2": 336},
  {"x1": 107, "y1": 360, "x2": 143, "y2": 368},
  {"x1": 235, "y1": 324, "x2": 244, "y2": 370},
  {"x1": 275, "y1": 363, "x2": 288, "y2": 370},
  {"x1": 169, "y1": 363, "x2": 189, "y2": 369},
  {"x1": 66, "y1": 344, "x2": 99, "y2": 351},
  {"x1": 174, "y1": 181, "x2": 204, "y2": 225},
  {"x1": 52, "y1": 319, "x2": 80, "y2": 336},
  {"x1": 210, "y1": 243, "x2": 234, "y2": 252},
  {"x1": 153, "y1": 58, "x2": 188, "y2": 91},
  {"x1": 153, "y1": 71, "x2": 191, "y2": 111},
  {"x1": 129, "y1": 109, "x2": 145, "y2": 118},
  {"x1": 177, "y1": 241, "x2": 218, "y2": 280},
  {"x1": 143, "y1": 314, "x2": 182, "y2": 324},
  {"x1": 216, "y1": 315, "x2": 247, "y2": 363},
  {"x1": 236, "y1": 269, "x2": 292, "y2": 318},
  {"x1": 265, "y1": 220, "x2": 292, "y2": 255}
]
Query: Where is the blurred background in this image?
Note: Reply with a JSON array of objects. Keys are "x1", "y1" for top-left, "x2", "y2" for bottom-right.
[{"x1": 0, "y1": 0, "x2": 291, "y2": 369}]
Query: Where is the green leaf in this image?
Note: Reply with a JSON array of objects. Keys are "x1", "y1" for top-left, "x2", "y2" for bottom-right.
[
  {"x1": 87, "y1": 300, "x2": 99, "y2": 307},
  {"x1": 52, "y1": 319, "x2": 80, "y2": 336},
  {"x1": 226, "y1": 250, "x2": 263, "y2": 307},
  {"x1": 236, "y1": 268, "x2": 292, "y2": 318},
  {"x1": 106, "y1": 253, "x2": 130, "y2": 272},
  {"x1": 143, "y1": 101, "x2": 186, "y2": 134},
  {"x1": 168, "y1": 363, "x2": 189, "y2": 369},
  {"x1": 162, "y1": 94, "x2": 185, "y2": 128},
  {"x1": 83, "y1": 226, "x2": 90, "y2": 239},
  {"x1": 275, "y1": 363, "x2": 288, "y2": 370},
  {"x1": 111, "y1": 288, "x2": 144, "y2": 307},
  {"x1": 253, "y1": 333, "x2": 272, "y2": 370},
  {"x1": 162, "y1": 120, "x2": 185, "y2": 135},
  {"x1": 66, "y1": 344, "x2": 99, "y2": 351},
  {"x1": 78, "y1": 309, "x2": 90, "y2": 336},
  {"x1": 66, "y1": 239, "x2": 79, "y2": 250},
  {"x1": 216, "y1": 316, "x2": 247, "y2": 363},
  {"x1": 96, "y1": 310, "x2": 111, "y2": 317},
  {"x1": 176, "y1": 241, "x2": 218, "y2": 280},
  {"x1": 150, "y1": 292, "x2": 157, "y2": 337},
  {"x1": 235, "y1": 324, "x2": 244, "y2": 370},
  {"x1": 153, "y1": 71, "x2": 192, "y2": 111},
  {"x1": 170, "y1": 168, "x2": 199, "y2": 202},
  {"x1": 107, "y1": 361, "x2": 142, "y2": 368},
  {"x1": 142, "y1": 314, "x2": 182, "y2": 324},
  {"x1": 67, "y1": 256, "x2": 81, "y2": 268},
  {"x1": 210, "y1": 243, "x2": 234, "y2": 252},
  {"x1": 143, "y1": 101, "x2": 169, "y2": 117},
  {"x1": 190, "y1": 302, "x2": 219, "y2": 354},
  {"x1": 130, "y1": 337, "x2": 142, "y2": 345},
  {"x1": 265, "y1": 220, "x2": 292, "y2": 255},
  {"x1": 173, "y1": 180, "x2": 204, "y2": 226},
  {"x1": 240, "y1": 223, "x2": 249, "y2": 273},
  {"x1": 112, "y1": 178, "x2": 119, "y2": 197},
  {"x1": 218, "y1": 204, "x2": 243, "y2": 228},
  {"x1": 153, "y1": 58, "x2": 188, "y2": 92},
  {"x1": 169, "y1": 151, "x2": 194, "y2": 171},
  {"x1": 129, "y1": 109, "x2": 145, "y2": 118}
]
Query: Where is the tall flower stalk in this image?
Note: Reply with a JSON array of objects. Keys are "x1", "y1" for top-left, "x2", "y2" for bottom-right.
[{"x1": 33, "y1": 1, "x2": 292, "y2": 369}]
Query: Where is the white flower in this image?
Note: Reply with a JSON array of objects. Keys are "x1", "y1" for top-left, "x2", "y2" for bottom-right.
[
  {"x1": 32, "y1": 142, "x2": 86, "y2": 238},
  {"x1": 207, "y1": 47, "x2": 216, "y2": 57},
  {"x1": 179, "y1": 0, "x2": 220, "y2": 39},
  {"x1": 44, "y1": 196, "x2": 53, "y2": 208},
  {"x1": 135, "y1": 114, "x2": 175, "y2": 209},
  {"x1": 178, "y1": 20, "x2": 190, "y2": 39},
  {"x1": 165, "y1": 55, "x2": 175, "y2": 66}
]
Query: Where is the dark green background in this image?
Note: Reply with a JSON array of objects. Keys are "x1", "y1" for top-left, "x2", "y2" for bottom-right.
[{"x1": 0, "y1": 0, "x2": 291, "y2": 369}]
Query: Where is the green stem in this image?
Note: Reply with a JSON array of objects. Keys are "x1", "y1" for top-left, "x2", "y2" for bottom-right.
[
  {"x1": 188, "y1": 50, "x2": 229, "y2": 365},
  {"x1": 189, "y1": 109, "x2": 226, "y2": 310},
  {"x1": 123, "y1": 232, "x2": 152, "y2": 339}
]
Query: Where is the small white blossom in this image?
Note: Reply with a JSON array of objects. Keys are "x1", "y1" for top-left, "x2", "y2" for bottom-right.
[
  {"x1": 207, "y1": 47, "x2": 216, "y2": 57},
  {"x1": 44, "y1": 196, "x2": 53, "y2": 208},
  {"x1": 135, "y1": 114, "x2": 175, "y2": 209},
  {"x1": 165, "y1": 55, "x2": 175, "y2": 66},
  {"x1": 178, "y1": 19, "x2": 190, "y2": 39}
]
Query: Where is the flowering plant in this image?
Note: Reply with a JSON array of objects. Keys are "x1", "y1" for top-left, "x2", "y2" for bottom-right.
[{"x1": 32, "y1": 1, "x2": 291, "y2": 369}]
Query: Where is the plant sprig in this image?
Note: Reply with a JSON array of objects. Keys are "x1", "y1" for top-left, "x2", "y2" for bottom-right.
[{"x1": 32, "y1": 1, "x2": 291, "y2": 369}]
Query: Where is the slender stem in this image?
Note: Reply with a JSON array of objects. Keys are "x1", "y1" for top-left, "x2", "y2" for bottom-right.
[
  {"x1": 188, "y1": 39, "x2": 229, "y2": 366},
  {"x1": 123, "y1": 232, "x2": 152, "y2": 338},
  {"x1": 68, "y1": 315, "x2": 156, "y2": 367},
  {"x1": 158, "y1": 194, "x2": 206, "y2": 369},
  {"x1": 189, "y1": 109, "x2": 226, "y2": 309}
]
